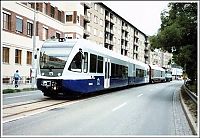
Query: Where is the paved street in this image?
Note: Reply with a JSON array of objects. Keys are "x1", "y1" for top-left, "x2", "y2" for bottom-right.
[
  {"x1": 3, "y1": 80, "x2": 192, "y2": 136},
  {"x1": 3, "y1": 90, "x2": 44, "y2": 105}
]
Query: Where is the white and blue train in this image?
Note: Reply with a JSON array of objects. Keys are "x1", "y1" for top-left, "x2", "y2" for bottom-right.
[{"x1": 36, "y1": 38, "x2": 165, "y2": 97}]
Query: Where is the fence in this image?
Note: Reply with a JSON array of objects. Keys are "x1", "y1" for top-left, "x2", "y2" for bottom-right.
[
  {"x1": 3, "y1": 76, "x2": 32, "y2": 85},
  {"x1": 183, "y1": 84, "x2": 197, "y2": 104}
]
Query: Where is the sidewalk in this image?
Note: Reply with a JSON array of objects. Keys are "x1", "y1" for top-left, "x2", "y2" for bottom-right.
[{"x1": 2, "y1": 83, "x2": 37, "y2": 90}]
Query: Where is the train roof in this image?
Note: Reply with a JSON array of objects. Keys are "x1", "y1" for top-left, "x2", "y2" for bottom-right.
[
  {"x1": 76, "y1": 39, "x2": 149, "y2": 68},
  {"x1": 42, "y1": 38, "x2": 149, "y2": 68}
]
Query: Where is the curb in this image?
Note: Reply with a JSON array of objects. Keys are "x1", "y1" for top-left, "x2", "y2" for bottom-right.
[{"x1": 179, "y1": 89, "x2": 197, "y2": 135}]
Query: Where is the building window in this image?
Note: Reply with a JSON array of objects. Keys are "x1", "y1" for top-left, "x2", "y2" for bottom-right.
[
  {"x1": 94, "y1": 16, "x2": 98, "y2": 24},
  {"x1": 56, "y1": 32, "x2": 60, "y2": 39},
  {"x1": 66, "y1": 12, "x2": 73, "y2": 22},
  {"x1": 87, "y1": 25, "x2": 91, "y2": 32},
  {"x1": 58, "y1": 10, "x2": 61, "y2": 21},
  {"x1": 15, "y1": 49, "x2": 22, "y2": 64},
  {"x1": 27, "y1": 51, "x2": 32, "y2": 65},
  {"x1": 3, "y1": 12, "x2": 11, "y2": 30},
  {"x1": 3, "y1": 47, "x2": 9, "y2": 63},
  {"x1": 125, "y1": 50, "x2": 128, "y2": 56},
  {"x1": 99, "y1": 31, "x2": 103, "y2": 38},
  {"x1": 43, "y1": 27, "x2": 48, "y2": 40},
  {"x1": 45, "y1": 3, "x2": 48, "y2": 14},
  {"x1": 27, "y1": 22, "x2": 33, "y2": 36},
  {"x1": 100, "y1": 7, "x2": 103, "y2": 14},
  {"x1": 50, "y1": 6, "x2": 55, "y2": 18},
  {"x1": 100, "y1": 19, "x2": 103, "y2": 26},
  {"x1": 94, "y1": 4, "x2": 98, "y2": 11},
  {"x1": 16, "y1": 17, "x2": 23, "y2": 33},
  {"x1": 94, "y1": 28, "x2": 97, "y2": 36}
]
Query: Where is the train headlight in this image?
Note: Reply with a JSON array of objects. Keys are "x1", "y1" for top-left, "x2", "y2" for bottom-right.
[
  {"x1": 42, "y1": 73, "x2": 44, "y2": 76},
  {"x1": 58, "y1": 73, "x2": 61, "y2": 76},
  {"x1": 53, "y1": 86, "x2": 57, "y2": 90}
]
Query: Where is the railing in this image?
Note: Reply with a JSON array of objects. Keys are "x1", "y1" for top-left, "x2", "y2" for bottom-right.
[{"x1": 183, "y1": 84, "x2": 197, "y2": 104}]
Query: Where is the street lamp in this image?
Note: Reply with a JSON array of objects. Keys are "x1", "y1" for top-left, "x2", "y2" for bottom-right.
[
  {"x1": 31, "y1": 2, "x2": 37, "y2": 88},
  {"x1": 171, "y1": 46, "x2": 176, "y2": 80}
]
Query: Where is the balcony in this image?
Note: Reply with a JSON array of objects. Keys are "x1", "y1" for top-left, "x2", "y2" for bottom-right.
[
  {"x1": 84, "y1": 15, "x2": 90, "y2": 23},
  {"x1": 134, "y1": 50, "x2": 138, "y2": 54},
  {"x1": 110, "y1": 18, "x2": 114, "y2": 24},
  {"x1": 125, "y1": 46, "x2": 128, "y2": 50},
  {"x1": 81, "y1": 2, "x2": 91, "y2": 9},
  {"x1": 105, "y1": 38, "x2": 110, "y2": 44},
  {"x1": 121, "y1": 44, "x2": 126, "y2": 49},
  {"x1": 144, "y1": 46, "x2": 148, "y2": 51},
  {"x1": 106, "y1": 27, "x2": 110, "y2": 32},
  {"x1": 110, "y1": 29, "x2": 114, "y2": 34},
  {"x1": 84, "y1": 29, "x2": 90, "y2": 37},
  {"x1": 110, "y1": 40, "x2": 114, "y2": 45},
  {"x1": 122, "y1": 26, "x2": 127, "y2": 30},
  {"x1": 121, "y1": 35, "x2": 126, "y2": 40},
  {"x1": 144, "y1": 53, "x2": 149, "y2": 58},
  {"x1": 106, "y1": 15, "x2": 110, "y2": 21}
]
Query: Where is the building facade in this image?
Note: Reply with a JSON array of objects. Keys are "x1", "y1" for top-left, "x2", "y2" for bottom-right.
[
  {"x1": 2, "y1": 1, "x2": 169, "y2": 84},
  {"x1": 149, "y1": 48, "x2": 172, "y2": 69}
]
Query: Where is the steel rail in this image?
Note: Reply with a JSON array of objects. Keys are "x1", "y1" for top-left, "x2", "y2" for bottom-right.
[{"x1": 183, "y1": 84, "x2": 197, "y2": 104}]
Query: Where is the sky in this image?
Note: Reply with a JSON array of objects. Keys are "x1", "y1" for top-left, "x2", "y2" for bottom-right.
[{"x1": 103, "y1": 1, "x2": 169, "y2": 36}]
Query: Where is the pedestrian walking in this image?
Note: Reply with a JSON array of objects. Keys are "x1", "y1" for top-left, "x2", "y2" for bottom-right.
[{"x1": 14, "y1": 70, "x2": 21, "y2": 88}]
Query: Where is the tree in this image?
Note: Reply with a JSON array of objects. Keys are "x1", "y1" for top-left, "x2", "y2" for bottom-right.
[{"x1": 149, "y1": 2, "x2": 198, "y2": 81}]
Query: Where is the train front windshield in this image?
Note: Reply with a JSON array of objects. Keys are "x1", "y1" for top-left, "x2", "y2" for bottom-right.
[{"x1": 39, "y1": 42, "x2": 75, "y2": 77}]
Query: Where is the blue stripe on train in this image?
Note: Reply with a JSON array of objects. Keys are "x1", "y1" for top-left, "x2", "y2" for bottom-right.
[
  {"x1": 62, "y1": 76, "x2": 146, "y2": 94},
  {"x1": 128, "y1": 77, "x2": 147, "y2": 85},
  {"x1": 62, "y1": 77, "x2": 129, "y2": 94},
  {"x1": 110, "y1": 78, "x2": 128, "y2": 88},
  {"x1": 62, "y1": 76, "x2": 104, "y2": 93}
]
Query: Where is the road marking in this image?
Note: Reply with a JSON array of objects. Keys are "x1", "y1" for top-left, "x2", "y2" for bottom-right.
[
  {"x1": 137, "y1": 94, "x2": 143, "y2": 98},
  {"x1": 112, "y1": 102, "x2": 127, "y2": 112},
  {"x1": 4, "y1": 94, "x2": 37, "y2": 99}
]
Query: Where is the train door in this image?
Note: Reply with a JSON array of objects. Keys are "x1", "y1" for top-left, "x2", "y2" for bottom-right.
[{"x1": 104, "y1": 58, "x2": 110, "y2": 88}]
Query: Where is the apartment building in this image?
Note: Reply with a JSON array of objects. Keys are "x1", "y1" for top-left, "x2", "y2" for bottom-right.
[
  {"x1": 1, "y1": 1, "x2": 151, "y2": 84},
  {"x1": 149, "y1": 48, "x2": 172, "y2": 69},
  {"x1": 88, "y1": 3, "x2": 150, "y2": 63},
  {"x1": 2, "y1": 1, "x2": 87, "y2": 83}
]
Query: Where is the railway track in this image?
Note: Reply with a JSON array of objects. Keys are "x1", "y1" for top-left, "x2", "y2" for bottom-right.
[{"x1": 3, "y1": 99, "x2": 77, "y2": 123}]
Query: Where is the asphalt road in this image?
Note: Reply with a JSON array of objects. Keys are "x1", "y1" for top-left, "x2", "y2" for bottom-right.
[
  {"x1": 3, "y1": 80, "x2": 192, "y2": 136},
  {"x1": 3, "y1": 90, "x2": 46, "y2": 105}
]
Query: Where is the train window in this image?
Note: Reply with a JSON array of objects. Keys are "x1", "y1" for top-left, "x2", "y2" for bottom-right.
[
  {"x1": 111, "y1": 63, "x2": 116, "y2": 77},
  {"x1": 122, "y1": 66, "x2": 128, "y2": 78},
  {"x1": 97, "y1": 56, "x2": 103, "y2": 73},
  {"x1": 111, "y1": 63, "x2": 128, "y2": 79},
  {"x1": 83, "y1": 52, "x2": 88, "y2": 73},
  {"x1": 136, "y1": 69, "x2": 145, "y2": 77},
  {"x1": 68, "y1": 52, "x2": 82, "y2": 72},
  {"x1": 90, "y1": 54, "x2": 97, "y2": 73}
]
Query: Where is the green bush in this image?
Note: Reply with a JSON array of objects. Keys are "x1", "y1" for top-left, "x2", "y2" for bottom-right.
[
  {"x1": 3, "y1": 89, "x2": 21, "y2": 94},
  {"x1": 3, "y1": 89, "x2": 15, "y2": 93},
  {"x1": 3, "y1": 88, "x2": 38, "y2": 94}
]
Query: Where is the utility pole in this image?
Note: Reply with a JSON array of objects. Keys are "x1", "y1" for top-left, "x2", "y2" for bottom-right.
[{"x1": 31, "y1": 2, "x2": 36, "y2": 88}]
